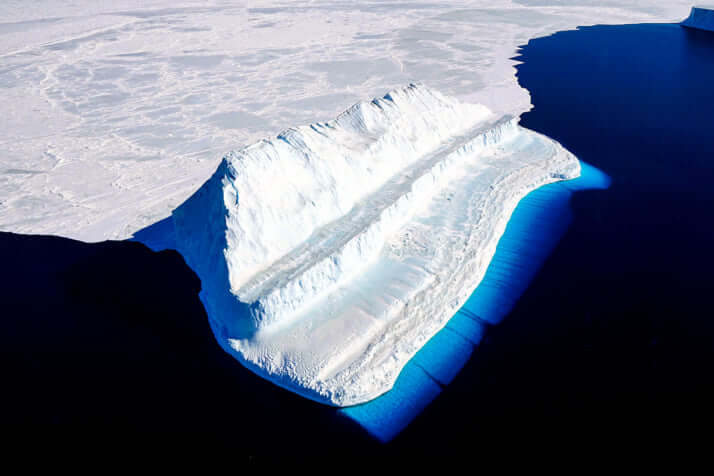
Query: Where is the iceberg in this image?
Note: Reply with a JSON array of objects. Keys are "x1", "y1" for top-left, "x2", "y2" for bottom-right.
[
  {"x1": 170, "y1": 84, "x2": 580, "y2": 406},
  {"x1": 682, "y1": 6, "x2": 714, "y2": 31}
]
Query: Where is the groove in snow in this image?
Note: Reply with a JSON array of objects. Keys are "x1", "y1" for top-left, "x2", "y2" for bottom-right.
[{"x1": 170, "y1": 83, "x2": 580, "y2": 406}]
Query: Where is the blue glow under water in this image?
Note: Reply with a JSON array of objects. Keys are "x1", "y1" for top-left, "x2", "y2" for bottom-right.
[
  {"x1": 8, "y1": 22, "x2": 713, "y2": 452},
  {"x1": 133, "y1": 152, "x2": 611, "y2": 444},
  {"x1": 127, "y1": 23, "x2": 714, "y2": 447},
  {"x1": 391, "y1": 22, "x2": 714, "y2": 449},
  {"x1": 342, "y1": 162, "x2": 610, "y2": 442}
]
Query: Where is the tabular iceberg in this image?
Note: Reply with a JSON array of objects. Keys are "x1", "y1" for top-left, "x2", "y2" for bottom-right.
[
  {"x1": 171, "y1": 84, "x2": 580, "y2": 406},
  {"x1": 682, "y1": 6, "x2": 714, "y2": 31}
]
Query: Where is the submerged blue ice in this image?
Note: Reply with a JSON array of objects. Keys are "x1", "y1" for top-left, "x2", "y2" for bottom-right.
[
  {"x1": 132, "y1": 84, "x2": 592, "y2": 437},
  {"x1": 133, "y1": 149, "x2": 605, "y2": 443},
  {"x1": 342, "y1": 161, "x2": 610, "y2": 442}
]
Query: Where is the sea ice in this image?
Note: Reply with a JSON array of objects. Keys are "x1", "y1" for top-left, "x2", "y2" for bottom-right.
[
  {"x1": 0, "y1": 1, "x2": 692, "y2": 242},
  {"x1": 682, "y1": 6, "x2": 714, "y2": 31},
  {"x1": 170, "y1": 84, "x2": 580, "y2": 406}
]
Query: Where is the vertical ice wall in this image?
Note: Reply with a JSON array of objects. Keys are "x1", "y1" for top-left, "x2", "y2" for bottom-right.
[
  {"x1": 169, "y1": 84, "x2": 580, "y2": 405},
  {"x1": 172, "y1": 84, "x2": 492, "y2": 335}
]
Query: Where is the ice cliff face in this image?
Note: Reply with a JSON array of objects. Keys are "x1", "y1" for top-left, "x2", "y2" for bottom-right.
[
  {"x1": 682, "y1": 6, "x2": 714, "y2": 31},
  {"x1": 171, "y1": 84, "x2": 580, "y2": 406}
]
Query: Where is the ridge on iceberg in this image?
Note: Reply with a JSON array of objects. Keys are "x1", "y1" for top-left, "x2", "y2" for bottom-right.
[
  {"x1": 682, "y1": 6, "x2": 714, "y2": 32},
  {"x1": 170, "y1": 83, "x2": 580, "y2": 406}
]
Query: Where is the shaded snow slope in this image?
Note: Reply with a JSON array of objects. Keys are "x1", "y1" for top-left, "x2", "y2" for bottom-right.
[
  {"x1": 682, "y1": 6, "x2": 714, "y2": 31},
  {"x1": 171, "y1": 84, "x2": 580, "y2": 405}
]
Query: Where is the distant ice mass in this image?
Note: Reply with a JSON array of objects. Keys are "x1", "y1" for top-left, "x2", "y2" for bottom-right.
[
  {"x1": 0, "y1": 1, "x2": 691, "y2": 242},
  {"x1": 682, "y1": 6, "x2": 714, "y2": 31},
  {"x1": 170, "y1": 84, "x2": 580, "y2": 406}
]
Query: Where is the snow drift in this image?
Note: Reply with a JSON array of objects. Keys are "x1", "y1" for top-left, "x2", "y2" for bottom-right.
[{"x1": 171, "y1": 84, "x2": 580, "y2": 406}]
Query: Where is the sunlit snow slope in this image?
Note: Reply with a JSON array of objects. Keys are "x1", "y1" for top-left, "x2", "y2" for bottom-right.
[{"x1": 171, "y1": 84, "x2": 579, "y2": 406}]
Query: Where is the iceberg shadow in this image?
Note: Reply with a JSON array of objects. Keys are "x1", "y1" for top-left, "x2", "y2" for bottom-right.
[{"x1": 0, "y1": 231, "x2": 374, "y2": 452}]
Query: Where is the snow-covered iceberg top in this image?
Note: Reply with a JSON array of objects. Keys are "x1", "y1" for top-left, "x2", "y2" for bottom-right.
[
  {"x1": 171, "y1": 84, "x2": 580, "y2": 406},
  {"x1": 682, "y1": 6, "x2": 714, "y2": 31}
]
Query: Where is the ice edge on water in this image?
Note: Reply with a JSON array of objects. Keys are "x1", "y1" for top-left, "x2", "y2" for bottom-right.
[
  {"x1": 144, "y1": 83, "x2": 582, "y2": 407},
  {"x1": 343, "y1": 160, "x2": 611, "y2": 442}
]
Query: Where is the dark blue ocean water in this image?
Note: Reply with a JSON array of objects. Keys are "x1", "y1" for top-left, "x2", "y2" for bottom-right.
[
  {"x1": 392, "y1": 22, "x2": 714, "y2": 449},
  {"x1": 4, "y1": 22, "x2": 714, "y2": 455},
  {"x1": 342, "y1": 162, "x2": 610, "y2": 441}
]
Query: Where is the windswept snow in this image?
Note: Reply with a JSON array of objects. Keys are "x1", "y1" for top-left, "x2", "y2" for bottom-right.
[
  {"x1": 171, "y1": 84, "x2": 580, "y2": 405},
  {"x1": 0, "y1": 1, "x2": 693, "y2": 241}
]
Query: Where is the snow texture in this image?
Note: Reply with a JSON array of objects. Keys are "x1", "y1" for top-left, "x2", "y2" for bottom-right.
[
  {"x1": 171, "y1": 84, "x2": 580, "y2": 406},
  {"x1": 0, "y1": 1, "x2": 693, "y2": 242},
  {"x1": 682, "y1": 6, "x2": 714, "y2": 31}
]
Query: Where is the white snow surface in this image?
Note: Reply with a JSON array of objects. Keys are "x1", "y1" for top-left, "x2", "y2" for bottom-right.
[
  {"x1": 172, "y1": 83, "x2": 580, "y2": 405},
  {"x1": 682, "y1": 6, "x2": 714, "y2": 31},
  {"x1": 0, "y1": 1, "x2": 693, "y2": 242}
]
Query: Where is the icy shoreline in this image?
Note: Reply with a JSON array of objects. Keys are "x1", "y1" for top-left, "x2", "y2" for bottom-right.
[
  {"x1": 170, "y1": 84, "x2": 579, "y2": 405},
  {"x1": 0, "y1": 2, "x2": 692, "y2": 243}
]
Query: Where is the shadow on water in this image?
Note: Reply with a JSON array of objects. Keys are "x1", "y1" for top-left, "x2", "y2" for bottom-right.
[
  {"x1": 391, "y1": 23, "x2": 714, "y2": 450},
  {"x1": 0, "y1": 232, "x2": 375, "y2": 455}
]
